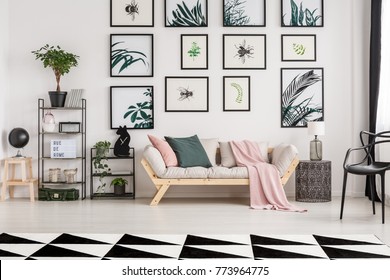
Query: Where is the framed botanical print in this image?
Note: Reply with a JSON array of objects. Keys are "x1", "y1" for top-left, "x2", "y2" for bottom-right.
[
  {"x1": 281, "y1": 68, "x2": 324, "y2": 127},
  {"x1": 110, "y1": 34, "x2": 153, "y2": 77},
  {"x1": 110, "y1": 0, "x2": 154, "y2": 27},
  {"x1": 110, "y1": 86, "x2": 154, "y2": 129},
  {"x1": 223, "y1": 34, "x2": 266, "y2": 70},
  {"x1": 165, "y1": 76, "x2": 209, "y2": 112},
  {"x1": 181, "y1": 34, "x2": 208, "y2": 70},
  {"x1": 223, "y1": 76, "x2": 251, "y2": 111},
  {"x1": 282, "y1": 0, "x2": 323, "y2": 27},
  {"x1": 165, "y1": 0, "x2": 208, "y2": 27},
  {"x1": 282, "y1": 34, "x2": 316, "y2": 61},
  {"x1": 223, "y1": 0, "x2": 266, "y2": 27}
]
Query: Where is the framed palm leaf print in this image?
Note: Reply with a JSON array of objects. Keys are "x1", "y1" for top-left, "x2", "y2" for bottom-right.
[
  {"x1": 110, "y1": 34, "x2": 153, "y2": 77},
  {"x1": 110, "y1": 86, "x2": 154, "y2": 129},
  {"x1": 223, "y1": 0, "x2": 266, "y2": 27},
  {"x1": 282, "y1": 0, "x2": 323, "y2": 27},
  {"x1": 165, "y1": 0, "x2": 208, "y2": 27},
  {"x1": 281, "y1": 68, "x2": 324, "y2": 127}
]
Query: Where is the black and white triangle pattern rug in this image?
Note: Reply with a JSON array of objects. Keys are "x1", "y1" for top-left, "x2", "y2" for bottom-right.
[{"x1": 0, "y1": 233, "x2": 389, "y2": 260}]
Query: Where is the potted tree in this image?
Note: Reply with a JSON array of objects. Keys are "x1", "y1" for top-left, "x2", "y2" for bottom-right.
[
  {"x1": 32, "y1": 44, "x2": 79, "y2": 107},
  {"x1": 110, "y1": 177, "x2": 128, "y2": 195},
  {"x1": 93, "y1": 141, "x2": 111, "y2": 194}
]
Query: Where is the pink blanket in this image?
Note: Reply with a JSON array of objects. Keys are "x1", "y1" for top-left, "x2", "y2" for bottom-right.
[{"x1": 230, "y1": 140, "x2": 306, "y2": 212}]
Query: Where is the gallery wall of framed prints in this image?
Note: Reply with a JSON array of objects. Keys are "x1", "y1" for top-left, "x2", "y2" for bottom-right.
[{"x1": 108, "y1": 0, "x2": 325, "y2": 129}]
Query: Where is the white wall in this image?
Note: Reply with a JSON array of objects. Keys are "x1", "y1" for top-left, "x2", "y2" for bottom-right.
[
  {"x1": 5, "y1": 0, "x2": 370, "y2": 198},
  {"x1": 0, "y1": 0, "x2": 9, "y2": 159}
]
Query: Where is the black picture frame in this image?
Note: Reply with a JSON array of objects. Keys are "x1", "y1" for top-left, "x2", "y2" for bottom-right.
[
  {"x1": 110, "y1": 86, "x2": 154, "y2": 129},
  {"x1": 223, "y1": 34, "x2": 267, "y2": 70},
  {"x1": 223, "y1": 0, "x2": 266, "y2": 27},
  {"x1": 165, "y1": 0, "x2": 208, "y2": 27},
  {"x1": 110, "y1": 0, "x2": 155, "y2": 27},
  {"x1": 281, "y1": 68, "x2": 324, "y2": 128},
  {"x1": 110, "y1": 34, "x2": 154, "y2": 77},
  {"x1": 281, "y1": 0, "x2": 324, "y2": 27},
  {"x1": 181, "y1": 34, "x2": 208, "y2": 70},
  {"x1": 281, "y1": 34, "x2": 317, "y2": 61},
  {"x1": 165, "y1": 76, "x2": 209, "y2": 112},
  {"x1": 223, "y1": 76, "x2": 251, "y2": 112}
]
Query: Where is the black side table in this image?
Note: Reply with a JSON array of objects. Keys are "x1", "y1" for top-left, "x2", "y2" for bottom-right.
[{"x1": 295, "y1": 160, "x2": 331, "y2": 202}]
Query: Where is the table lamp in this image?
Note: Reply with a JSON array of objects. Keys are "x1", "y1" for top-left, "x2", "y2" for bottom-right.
[{"x1": 308, "y1": 121, "x2": 325, "y2": 161}]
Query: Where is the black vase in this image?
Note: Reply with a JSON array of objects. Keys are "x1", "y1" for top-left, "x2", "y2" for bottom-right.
[{"x1": 49, "y1": 91, "x2": 67, "y2": 107}]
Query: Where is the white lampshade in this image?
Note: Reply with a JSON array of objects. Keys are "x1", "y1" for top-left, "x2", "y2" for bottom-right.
[{"x1": 307, "y1": 121, "x2": 325, "y2": 136}]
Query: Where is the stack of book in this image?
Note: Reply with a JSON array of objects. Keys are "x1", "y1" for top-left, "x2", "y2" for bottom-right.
[{"x1": 65, "y1": 89, "x2": 84, "y2": 107}]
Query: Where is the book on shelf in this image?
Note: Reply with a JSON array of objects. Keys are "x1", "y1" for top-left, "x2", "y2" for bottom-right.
[{"x1": 65, "y1": 89, "x2": 84, "y2": 107}]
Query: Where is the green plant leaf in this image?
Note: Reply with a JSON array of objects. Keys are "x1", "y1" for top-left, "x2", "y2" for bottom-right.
[{"x1": 290, "y1": 0, "x2": 298, "y2": 26}]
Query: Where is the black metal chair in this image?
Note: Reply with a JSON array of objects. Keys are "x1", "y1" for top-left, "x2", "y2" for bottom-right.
[{"x1": 340, "y1": 130, "x2": 390, "y2": 224}]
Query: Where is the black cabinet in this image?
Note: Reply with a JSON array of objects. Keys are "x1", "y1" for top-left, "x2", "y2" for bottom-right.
[
  {"x1": 38, "y1": 98, "x2": 87, "y2": 199},
  {"x1": 90, "y1": 148, "x2": 135, "y2": 199}
]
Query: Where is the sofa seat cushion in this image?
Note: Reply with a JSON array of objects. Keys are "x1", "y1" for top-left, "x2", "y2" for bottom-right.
[
  {"x1": 208, "y1": 166, "x2": 248, "y2": 179},
  {"x1": 160, "y1": 166, "x2": 210, "y2": 179}
]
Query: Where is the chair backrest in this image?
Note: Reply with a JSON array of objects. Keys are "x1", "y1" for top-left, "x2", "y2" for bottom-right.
[{"x1": 360, "y1": 130, "x2": 390, "y2": 163}]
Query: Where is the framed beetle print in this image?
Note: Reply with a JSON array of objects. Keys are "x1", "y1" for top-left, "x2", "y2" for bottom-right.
[
  {"x1": 110, "y1": 0, "x2": 154, "y2": 27},
  {"x1": 165, "y1": 76, "x2": 209, "y2": 112},
  {"x1": 223, "y1": 34, "x2": 266, "y2": 70}
]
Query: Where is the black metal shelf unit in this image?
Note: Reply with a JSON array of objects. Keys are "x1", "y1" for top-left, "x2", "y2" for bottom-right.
[
  {"x1": 38, "y1": 98, "x2": 87, "y2": 199},
  {"x1": 90, "y1": 148, "x2": 135, "y2": 199}
]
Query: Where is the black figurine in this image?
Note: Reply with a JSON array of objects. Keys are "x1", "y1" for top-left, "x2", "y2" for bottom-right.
[{"x1": 114, "y1": 126, "x2": 130, "y2": 157}]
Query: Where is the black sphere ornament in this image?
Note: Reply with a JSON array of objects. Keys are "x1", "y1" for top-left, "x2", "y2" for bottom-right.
[{"x1": 8, "y1": 127, "x2": 30, "y2": 157}]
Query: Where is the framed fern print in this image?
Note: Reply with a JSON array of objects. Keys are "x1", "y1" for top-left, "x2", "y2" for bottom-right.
[
  {"x1": 110, "y1": 0, "x2": 154, "y2": 27},
  {"x1": 110, "y1": 34, "x2": 153, "y2": 77},
  {"x1": 281, "y1": 68, "x2": 324, "y2": 128},
  {"x1": 281, "y1": 0, "x2": 323, "y2": 27},
  {"x1": 223, "y1": 34, "x2": 267, "y2": 70},
  {"x1": 223, "y1": 0, "x2": 266, "y2": 27},
  {"x1": 181, "y1": 34, "x2": 208, "y2": 70},
  {"x1": 110, "y1": 86, "x2": 154, "y2": 129},
  {"x1": 165, "y1": 0, "x2": 208, "y2": 27},
  {"x1": 223, "y1": 76, "x2": 251, "y2": 111},
  {"x1": 165, "y1": 76, "x2": 209, "y2": 112},
  {"x1": 282, "y1": 35, "x2": 316, "y2": 61}
]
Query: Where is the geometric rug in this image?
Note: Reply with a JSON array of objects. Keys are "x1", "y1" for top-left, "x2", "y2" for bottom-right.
[{"x1": 1, "y1": 233, "x2": 390, "y2": 260}]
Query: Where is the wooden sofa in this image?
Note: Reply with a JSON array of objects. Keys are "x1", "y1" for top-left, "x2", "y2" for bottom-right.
[{"x1": 142, "y1": 145, "x2": 299, "y2": 206}]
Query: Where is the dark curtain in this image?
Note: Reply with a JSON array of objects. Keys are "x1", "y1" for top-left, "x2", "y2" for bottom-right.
[{"x1": 366, "y1": 0, "x2": 382, "y2": 200}]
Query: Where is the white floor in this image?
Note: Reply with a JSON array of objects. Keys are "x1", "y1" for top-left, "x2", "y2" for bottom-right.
[{"x1": 0, "y1": 196, "x2": 389, "y2": 245}]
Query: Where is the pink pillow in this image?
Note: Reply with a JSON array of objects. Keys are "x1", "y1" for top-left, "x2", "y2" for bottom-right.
[{"x1": 148, "y1": 135, "x2": 178, "y2": 167}]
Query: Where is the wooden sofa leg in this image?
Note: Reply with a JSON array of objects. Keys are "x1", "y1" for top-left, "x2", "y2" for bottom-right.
[{"x1": 150, "y1": 184, "x2": 170, "y2": 206}]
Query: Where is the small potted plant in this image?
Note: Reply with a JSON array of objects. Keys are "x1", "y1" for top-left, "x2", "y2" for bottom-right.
[
  {"x1": 94, "y1": 140, "x2": 111, "y2": 158},
  {"x1": 32, "y1": 44, "x2": 79, "y2": 107},
  {"x1": 93, "y1": 141, "x2": 111, "y2": 193},
  {"x1": 110, "y1": 177, "x2": 128, "y2": 195}
]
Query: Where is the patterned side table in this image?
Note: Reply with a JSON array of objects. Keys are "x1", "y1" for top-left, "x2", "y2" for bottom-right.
[{"x1": 295, "y1": 160, "x2": 331, "y2": 202}]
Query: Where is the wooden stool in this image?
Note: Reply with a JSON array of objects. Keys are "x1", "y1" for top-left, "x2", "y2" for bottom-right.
[{"x1": 1, "y1": 157, "x2": 38, "y2": 202}]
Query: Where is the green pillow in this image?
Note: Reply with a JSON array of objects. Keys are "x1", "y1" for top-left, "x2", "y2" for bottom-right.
[{"x1": 164, "y1": 135, "x2": 212, "y2": 168}]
